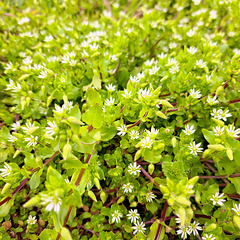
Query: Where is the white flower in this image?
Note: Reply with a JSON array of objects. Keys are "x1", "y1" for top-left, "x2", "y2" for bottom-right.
[
  {"x1": 149, "y1": 66, "x2": 159, "y2": 75},
  {"x1": 232, "y1": 203, "x2": 240, "y2": 215},
  {"x1": 6, "y1": 79, "x2": 21, "y2": 92},
  {"x1": 192, "y1": 0, "x2": 201, "y2": 5},
  {"x1": 139, "y1": 89, "x2": 153, "y2": 98},
  {"x1": 169, "y1": 64, "x2": 179, "y2": 74},
  {"x1": 122, "y1": 183, "x2": 133, "y2": 193},
  {"x1": 176, "y1": 225, "x2": 189, "y2": 239},
  {"x1": 117, "y1": 124, "x2": 127, "y2": 136},
  {"x1": 139, "y1": 136, "x2": 154, "y2": 148},
  {"x1": 157, "y1": 53, "x2": 167, "y2": 59},
  {"x1": 46, "y1": 121, "x2": 58, "y2": 136},
  {"x1": 213, "y1": 126, "x2": 224, "y2": 136},
  {"x1": 129, "y1": 75, "x2": 139, "y2": 83},
  {"x1": 146, "y1": 192, "x2": 156, "y2": 202},
  {"x1": 167, "y1": 58, "x2": 178, "y2": 65},
  {"x1": 187, "y1": 47, "x2": 198, "y2": 54},
  {"x1": 202, "y1": 234, "x2": 216, "y2": 240},
  {"x1": 196, "y1": 59, "x2": 207, "y2": 68},
  {"x1": 38, "y1": 70, "x2": 48, "y2": 79},
  {"x1": 127, "y1": 209, "x2": 140, "y2": 223},
  {"x1": 122, "y1": 89, "x2": 132, "y2": 99},
  {"x1": 105, "y1": 97, "x2": 115, "y2": 106},
  {"x1": 32, "y1": 63, "x2": 45, "y2": 71},
  {"x1": 8, "y1": 134, "x2": 17, "y2": 143},
  {"x1": 144, "y1": 59, "x2": 154, "y2": 66},
  {"x1": 54, "y1": 104, "x2": 65, "y2": 115},
  {"x1": 47, "y1": 56, "x2": 60, "y2": 62},
  {"x1": 5, "y1": 62, "x2": 15, "y2": 71},
  {"x1": 209, "y1": 10, "x2": 217, "y2": 19},
  {"x1": 69, "y1": 59, "x2": 77, "y2": 66},
  {"x1": 169, "y1": 42, "x2": 177, "y2": 49},
  {"x1": 41, "y1": 194, "x2": 62, "y2": 213},
  {"x1": 146, "y1": 127, "x2": 159, "y2": 138},
  {"x1": 27, "y1": 215, "x2": 37, "y2": 225},
  {"x1": 188, "y1": 221, "x2": 202, "y2": 236},
  {"x1": 112, "y1": 210, "x2": 122, "y2": 223},
  {"x1": 129, "y1": 129, "x2": 140, "y2": 139},
  {"x1": 226, "y1": 124, "x2": 240, "y2": 138},
  {"x1": 11, "y1": 121, "x2": 21, "y2": 131},
  {"x1": 210, "y1": 192, "x2": 226, "y2": 206},
  {"x1": 183, "y1": 125, "x2": 196, "y2": 135},
  {"x1": 115, "y1": 31, "x2": 121, "y2": 37},
  {"x1": 187, "y1": 29, "x2": 195, "y2": 37},
  {"x1": 207, "y1": 96, "x2": 219, "y2": 105},
  {"x1": 190, "y1": 89, "x2": 202, "y2": 98},
  {"x1": 228, "y1": 31, "x2": 235, "y2": 37},
  {"x1": 106, "y1": 84, "x2": 116, "y2": 92},
  {"x1": 44, "y1": 35, "x2": 53, "y2": 42},
  {"x1": 212, "y1": 109, "x2": 232, "y2": 121},
  {"x1": 62, "y1": 55, "x2": 70, "y2": 64},
  {"x1": 128, "y1": 162, "x2": 141, "y2": 175},
  {"x1": 89, "y1": 43, "x2": 99, "y2": 51},
  {"x1": 18, "y1": 17, "x2": 30, "y2": 25},
  {"x1": 188, "y1": 141, "x2": 203, "y2": 155},
  {"x1": 132, "y1": 221, "x2": 146, "y2": 235},
  {"x1": 25, "y1": 135, "x2": 38, "y2": 147},
  {"x1": 22, "y1": 122, "x2": 38, "y2": 133},
  {"x1": 63, "y1": 101, "x2": 73, "y2": 111},
  {"x1": 0, "y1": 163, "x2": 12, "y2": 178},
  {"x1": 23, "y1": 56, "x2": 32, "y2": 65}
]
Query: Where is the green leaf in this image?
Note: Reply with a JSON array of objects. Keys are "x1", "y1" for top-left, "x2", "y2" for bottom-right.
[
  {"x1": 202, "y1": 129, "x2": 216, "y2": 144},
  {"x1": 60, "y1": 227, "x2": 72, "y2": 240},
  {"x1": 29, "y1": 169, "x2": 43, "y2": 190},
  {"x1": 0, "y1": 199, "x2": 14, "y2": 217},
  {"x1": 100, "y1": 126, "x2": 117, "y2": 141},
  {"x1": 86, "y1": 88, "x2": 102, "y2": 106},
  {"x1": 82, "y1": 104, "x2": 103, "y2": 128},
  {"x1": 39, "y1": 229, "x2": 58, "y2": 240}
]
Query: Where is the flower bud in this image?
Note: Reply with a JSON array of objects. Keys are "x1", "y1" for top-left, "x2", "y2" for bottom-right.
[
  {"x1": 205, "y1": 223, "x2": 217, "y2": 232},
  {"x1": 226, "y1": 148, "x2": 233, "y2": 160},
  {"x1": 148, "y1": 163, "x2": 154, "y2": 175},
  {"x1": 117, "y1": 196, "x2": 125, "y2": 204},
  {"x1": 234, "y1": 215, "x2": 240, "y2": 229},
  {"x1": 94, "y1": 177, "x2": 101, "y2": 189},
  {"x1": 1, "y1": 183, "x2": 11, "y2": 194},
  {"x1": 130, "y1": 201, "x2": 138, "y2": 207},
  {"x1": 100, "y1": 191, "x2": 108, "y2": 204},
  {"x1": 67, "y1": 116, "x2": 84, "y2": 125},
  {"x1": 134, "y1": 150, "x2": 142, "y2": 161},
  {"x1": 13, "y1": 150, "x2": 21, "y2": 158},
  {"x1": 62, "y1": 142, "x2": 72, "y2": 160},
  {"x1": 88, "y1": 190, "x2": 97, "y2": 202},
  {"x1": 208, "y1": 144, "x2": 225, "y2": 151},
  {"x1": 23, "y1": 196, "x2": 41, "y2": 208},
  {"x1": 47, "y1": 95, "x2": 53, "y2": 107}
]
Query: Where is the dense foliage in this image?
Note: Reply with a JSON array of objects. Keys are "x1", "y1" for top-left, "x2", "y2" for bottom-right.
[{"x1": 1, "y1": 0, "x2": 240, "y2": 239}]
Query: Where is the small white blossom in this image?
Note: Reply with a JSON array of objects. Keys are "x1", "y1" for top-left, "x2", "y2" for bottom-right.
[
  {"x1": 89, "y1": 43, "x2": 99, "y2": 51},
  {"x1": 149, "y1": 66, "x2": 159, "y2": 75},
  {"x1": 187, "y1": 47, "x2": 198, "y2": 54},
  {"x1": 188, "y1": 141, "x2": 203, "y2": 155},
  {"x1": 63, "y1": 101, "x2": 73, "y2": 111},
  {"x1": 188, "y1": 221, "x2": 202, "y2": 236},
  {"x1": 169, "y1": 64, "x2": 179, "y2": 74},
  {"x1": 192, "y1": 0, "x2": 201, "y2": 5},
  {"x1": 41, "y1": 194, "x2": 62, "y2": 213},
  {"x1": 128, "y1": 162, "x2": 141, "y2": 175},
  {"x1": 27, "y1": 215, "x2": 37, "y2": 225},
  {"x1": 105, "y1": 97, "x2": 115, "y2": 106},
  {"x1": 115, "y1": 31, "x2": 121, "y2": 37},
  {"x1": 190, "y1": 89, "x2": 202, "y2": 98},
  {"x1": 213, "y1": 126, "x2": 224, "y2": 136},
  {"x1": 211, "y1": 109, "x2": 232, "y2": 121},
  {"x1": 122, "y1": 183, "x2": 133, "y2": 193},
  {"x1": 25, "y1": 135, "x2": 38, "y2": 147},
  {"x1": 127, "y1": 209, "x2": 140, "y2": 223},
  {"x1": 44, "y1": 35, "x2": 54, "y2": 42},
  {"x1": 5, "y1": 62, "x2": 15, "y2": 71},
  {"x1": 139, "y1": 89, "x2": 153, "y2": 98},
  {"x1": 69, "y1": 59, "x2": 77, "y2": 66},
  {"x1": 146, "y1": 127, "x2": 159, "y2": 138},
  {"x1": 106, "y1": 84, "x2": 116, "y2": 92},
  {"x1": 47, "y1": 56, "x2": 59, "y2": 62},
  {"x1": 226, "y1": 124, "x2": 240, "y2": 138},
  {"x1": 196, "y1": 59, "x2": 207, "y2": 68},
  {"x1": 169, "y1": 42, "x2": 177, "y2": 49},
  {"x1": 8, "y1": 134, "x2": 17, "y2": 143},
  {"x1": 202, "y1": 234, "x2": 216, "y2": 240},
  {"x1": 167, "y1": 58, "x2": 178, "y2": 65},
  {"x1": 0, "y1": 163, "x2": 12, "y2": 178},
  {"x1": 139, "y1": 136, "x2": 154, "y2": 148},
  {"x1": 209, "y1": 10, "x2": 217, "y2": 19},
  {"x1": 46, "y1": 121, "x2": 58, "y2": 136},
  {"x1": 129, "y1": 75, "x2": 140, "y2": 83},
  {"x1": 18, "y1": 17, "x2": 30, "y2": 25},
  {"x1": 187, "y1": 29, "x2": 195, "y2": 37},
  {"x1": 129, "y1": 129, "x2": 140, "y2": 139},
  {"x1": 144, "y1": 59, "x2": 154, "y2": 67},
  {"x1": 23, "y1": 56, "x2": 32, "y2": 65},
  {"x1": 122, "y1": 89, "x2": 132, "y2": 99},
  {"x1": 38, "y1": 70, "x2": 48, "y2": 79},
  {"x1": 207, "y1": 96, "x2": 219, "y2": 105},
  {"x1": 6, "y1": 79, "x2": 21, "y2": 92},
  {"x1": 157, "y1": 53, "x2": 167, "y2": 59},
  {"x1": 177, "y1": 225, "x2": 189, "y2": 239},
  {"x1": 232, "y1": 203, "x2": 240, "y2": 216},
  {"x1": 112, "y1": 210, "x2": 122, "y2": 223},
  {"x1": 183, "y1": 125, "x2": 196, "y2": 135},
  {"x1": 117, "y1": 124, "x2": 127, "y2": 136},
  {"x1": 11, "y1": 121, "x2": 21, "y2": 131},
  {"x1": 210, "y1": 192, "x2": 226, "y2": 206},
  {"x1": 22, "y1": 122, "x2": 38, "y2": 133},
  {"x1": 146, "y1": 192, "x2": 156, "y2": 202},
  {"x1": 54, "y1": 104, "x2": 65, "y2": 115},
  {"x1": 132, "y1": 221, "x2": 146, "y2": 235}
]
